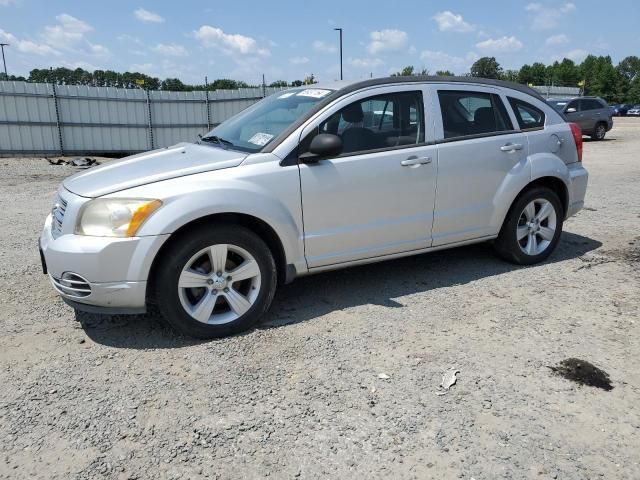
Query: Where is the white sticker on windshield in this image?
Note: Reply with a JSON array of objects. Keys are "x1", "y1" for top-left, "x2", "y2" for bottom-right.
[
  {"x1": 278, "y1": 92, "x2": 296, "y2": 99},
  {"x1": 296, "y1": 89, "x2": 331, "y2": 98},
  {"x1": 248, "y1": 132, "x2": 274, "y2": 146}
]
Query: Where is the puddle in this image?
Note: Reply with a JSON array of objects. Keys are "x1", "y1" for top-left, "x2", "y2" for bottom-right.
[{"x1": 548, "y1": 358, "x2": 613, "y2": 391}]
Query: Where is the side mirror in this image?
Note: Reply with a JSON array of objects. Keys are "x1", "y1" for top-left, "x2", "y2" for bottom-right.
[
  {"x1": 299, "y1": 134, "x2": 343, "y2": 163},
  {"x1": 565, "y1": 107, "x2": 577, "y2": 113}
]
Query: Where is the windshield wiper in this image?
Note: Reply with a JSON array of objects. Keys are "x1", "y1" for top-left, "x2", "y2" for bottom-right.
[{"x1": 199, "y1": 135, "x2": 234, "y2": 149}]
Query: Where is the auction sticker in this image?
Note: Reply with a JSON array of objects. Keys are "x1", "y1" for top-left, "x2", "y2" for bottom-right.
[
  {"x1": 248, "y1": 132, "x2": 274, "y2": 146},
  {"x1": 296, "y1": 89, "x2": 332, "y2": 98}
]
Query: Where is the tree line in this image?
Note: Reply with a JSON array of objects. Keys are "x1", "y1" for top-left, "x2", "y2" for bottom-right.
[
  {"x1": 393, "y1": 55, "x2": 640, "y2": 104},
  {"x1": 2, "y1": 55, "x2": 639, "y2": 103},
  {"x1": 1, "y1": 68, "x2": 317, "y2": 92}
]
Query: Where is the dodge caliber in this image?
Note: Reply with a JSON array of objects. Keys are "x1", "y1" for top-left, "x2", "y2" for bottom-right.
[{"x1": 40, "y1": 77, "x2": 589, "y2": 338}]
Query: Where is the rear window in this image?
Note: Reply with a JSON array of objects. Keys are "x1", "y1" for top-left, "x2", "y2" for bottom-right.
[
  {"x1": 437, "y1": 90, "x2": 513, "y2": 140},
  {"x1": 508, "y1": 97, "x2": 545, "y2": 130}
]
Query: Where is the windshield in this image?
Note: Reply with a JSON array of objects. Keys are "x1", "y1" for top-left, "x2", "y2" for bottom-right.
[
  {"x1": 201, "y1": 88, "x2": 334, "y2": 153},
  {"x1": 548, "y1": 100, "x2": 568, "y2": 112}
]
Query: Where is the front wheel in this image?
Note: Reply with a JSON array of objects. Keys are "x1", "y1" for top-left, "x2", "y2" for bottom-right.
[
  {"x1": 494, "y1": 187, "x2": 564, "y2": 265},
  {"x1": 154, "y1": 224, "x2": 277, "y2": 339}
]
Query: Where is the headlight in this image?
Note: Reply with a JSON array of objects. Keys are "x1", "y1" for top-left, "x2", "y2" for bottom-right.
[{"x1": 75, "y1": 198, "x2": 162, "y2": 237}]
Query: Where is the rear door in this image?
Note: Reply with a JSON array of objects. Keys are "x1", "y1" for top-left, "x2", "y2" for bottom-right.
[
  {"x1": 579, "y1": 98, "x2": 606, "y2": 133},
  {"x1": 430, "y1": 85, "x2": 528, "y2": 246}
]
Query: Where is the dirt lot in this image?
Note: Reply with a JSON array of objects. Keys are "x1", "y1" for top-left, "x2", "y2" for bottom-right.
[{"x1": 1, "y1": 119, "x2": 639, "y2": 480}]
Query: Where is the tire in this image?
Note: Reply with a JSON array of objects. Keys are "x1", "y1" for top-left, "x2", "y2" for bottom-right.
[
  {"x1": 494, "y1": 187, "x2": 564, "y2": 265},
  {"x1": 591, "y1": 122, "x2": 607, "y2": 141},
  {"x1": 154, "y1": 224, "x2": 277, "y2": 339}
]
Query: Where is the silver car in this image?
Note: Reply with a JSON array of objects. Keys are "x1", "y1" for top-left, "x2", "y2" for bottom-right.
[{"x1": 40, "y1": 77, "x2": 589, "y2": 338}]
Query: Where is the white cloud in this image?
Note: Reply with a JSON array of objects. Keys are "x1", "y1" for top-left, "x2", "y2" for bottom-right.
[
  {"x1": 545, "y1": 34, "x2": 569, "y2": 46},
  {"x1": 348, "y1": 57, "x2": 384, "y2": 69},
  {"x1": 420, "y1": 50, "x2": 479, "y2": 74},
  {"x1": 0, "y1": 28, "x2": 59, "y2": 56},
  {"x1": 525, "y1": 2, "x2": 576, "y2": 30},
  {"x1": 289, "y1": 56, "x2": 309, "y2": 65},
  {"x1": 40, "y1": 14, "x2": 108, "y2": 57},
  {"x1": 367, "y1": 29, "x2": 408, "y2": 55},
  {"x1": 193, "y1": 25, "x2": 269, "y2": 57},
  {"x1": 151, "y1": 43, "x2": 188, "y2": 57},
  {"x1": 313, "y1": 40, "x2": 337, "y2": 54},
  {"x1": 565, "y1": 49, "x2": 588, "y2": 62},
  {"x1": 0, "y1": 0, "x2": 18, "y2": 5},
  {"x1": 134, "y1": 8, "x2": 164, "y2": 23},
  {"x1": 432, "y1": 11, "x2": 474, "y2": 33},
  {"x1": 476, "y1": 36, "x2": 523, "y2": 53}
]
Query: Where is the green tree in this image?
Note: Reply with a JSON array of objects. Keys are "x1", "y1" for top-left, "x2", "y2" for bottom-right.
[
  {"x1": 546, "y1": 59, "x2": 580, "y2": 86},
  {"x1": 161, "y1": 78, "x2": 189, "y2": 91},
  {"x1": 470, "y1": 57, "x2": 502, "y2": 79},
  {"x1": 579, "y1": 55, "x2": 618, "y2": 102},
  {"x1": 269, "y1": 80, "x2": 289, "y2": 88},
  {"x1": 435, "y1": 70, "x2": 455, "y2": 77},
  {"x1": 500, "y1": 70, "x2": 519, "y2": 82},
  {"x1": 518, "y1": 62, "x2": 547, "y2": 85}
]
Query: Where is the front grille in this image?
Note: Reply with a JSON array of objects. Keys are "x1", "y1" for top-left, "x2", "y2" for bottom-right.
[
  {"x1": 51, "y1": 272, "x2": 92, "y2": 298},
  {"x1": 51, "y1": 195, "x2": 68, "y2": 239}
]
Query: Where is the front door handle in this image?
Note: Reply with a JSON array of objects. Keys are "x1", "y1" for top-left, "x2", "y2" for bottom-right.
[
  {"x1": 401, "y1": 156, "x2": 432, "y2": 167},
  {"x1": 500, "y1": 143, "x2": 523, "y2": 152}
]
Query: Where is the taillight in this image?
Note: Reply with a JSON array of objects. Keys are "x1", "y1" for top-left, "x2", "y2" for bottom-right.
[{"x1": 569, "y1": 122, "x2": 583, "y2": 162}]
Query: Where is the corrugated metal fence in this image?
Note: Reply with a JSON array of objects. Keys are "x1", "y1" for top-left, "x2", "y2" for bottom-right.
[{"x1": 0, "y1": 81, "x2": 283, "y2": 156}]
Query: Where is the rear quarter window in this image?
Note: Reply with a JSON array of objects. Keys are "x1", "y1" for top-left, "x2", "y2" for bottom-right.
[{"x1": 508, "y1": 97, "x2": 545, "y2": 130}]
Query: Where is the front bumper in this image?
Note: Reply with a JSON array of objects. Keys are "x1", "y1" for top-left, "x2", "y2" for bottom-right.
[
  {"x1": 40, "y1": 213, "x2": 169, "y2": 312},
  {"x1": 566, "y1": 163, "x2": 588, "y2": 218}
]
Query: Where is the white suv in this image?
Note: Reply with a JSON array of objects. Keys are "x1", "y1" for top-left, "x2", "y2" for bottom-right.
[{"x1": 40, "y1": 77, "x2": 588, "y2": 338}]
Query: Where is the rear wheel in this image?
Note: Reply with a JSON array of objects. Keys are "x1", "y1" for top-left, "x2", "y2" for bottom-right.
[
  {"x1": 591, "y1": 122, "x2": 607, "y2": 141},
  {"x1": 494, "y1": 187, "x2": 563, "y2": 265},
  {"x1": 155, "y1": 224, "x2": 277, "y2": 339}
]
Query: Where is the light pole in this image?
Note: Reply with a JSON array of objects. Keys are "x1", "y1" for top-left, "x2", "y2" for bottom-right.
[
  {"x1": 333, "y1": 28, "x2": 343, "y2": 80},
  {"x1": 0, "y1": 43, "x2": 9, "y2": 80}
]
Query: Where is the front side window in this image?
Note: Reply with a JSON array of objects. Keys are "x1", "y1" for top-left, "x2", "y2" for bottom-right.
[
  {"x1": 302, "y1": 91, "x2": 425, "y2": 156},
  {"x1": 202, "y1": 88, "x2": 334, "y2": 153},
  {"x1": 437, "y1": 91, "x2": 513, "y2": 139},
  {"x1": 508, "y1": 97, "x2": 545, "y2": 130}
]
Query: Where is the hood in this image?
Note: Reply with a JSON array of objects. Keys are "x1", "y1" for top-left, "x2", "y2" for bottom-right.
[{"x1": 63, "y1": 143, "x2": 247, "y2": 197}]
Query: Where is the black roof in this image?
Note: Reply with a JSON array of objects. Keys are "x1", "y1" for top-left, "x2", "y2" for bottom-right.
[{"x1": 337, "y1": 75, "x2": 546, "y2": 102}]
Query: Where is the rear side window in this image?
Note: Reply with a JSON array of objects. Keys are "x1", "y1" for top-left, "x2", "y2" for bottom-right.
[
  {"x1": 508, "y1": 97, "x2": 545, "y2": 130},
  {"x1": 437, "y1": 90, "x2": 513, "y2": 140},
  {"x1": 580, "y1": 99, "x2": 604, "y2": 111}
]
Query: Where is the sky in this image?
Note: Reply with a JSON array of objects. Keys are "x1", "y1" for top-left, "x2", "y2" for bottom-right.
[{"x1": 0, "y1": 0, "x2": 638, "y2": 85}]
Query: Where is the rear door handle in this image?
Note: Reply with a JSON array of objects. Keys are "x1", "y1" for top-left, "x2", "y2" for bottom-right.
[
  {"x1": 500, "y1": 143, "x2": 523, "y2": 152},
  {"x1": 401, "y1": 156, "x2": 432, "y2": 167}
]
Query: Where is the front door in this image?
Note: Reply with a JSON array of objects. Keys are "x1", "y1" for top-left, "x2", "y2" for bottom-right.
[{"x1": 298, "y1": 88, "x2": 438, "y2": 268}]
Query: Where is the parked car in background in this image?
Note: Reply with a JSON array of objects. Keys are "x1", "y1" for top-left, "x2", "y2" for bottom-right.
[
  {"x1": 611, "y1": 104, "x2": 631, "y2": 116},
  {"x1": 40, "y1": 77, "x2": 588, "y2": 339},
  {"x1": 627, "y1": 105, "x2": 640, "y2": 117},
  {"x1": 547, "y1": 96, "x2": 613, "y2": 140}
]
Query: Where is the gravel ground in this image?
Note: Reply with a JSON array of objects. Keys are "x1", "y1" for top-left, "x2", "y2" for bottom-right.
[{"x1": 1, "y1": 119, "x2": 639, "y2": 480}]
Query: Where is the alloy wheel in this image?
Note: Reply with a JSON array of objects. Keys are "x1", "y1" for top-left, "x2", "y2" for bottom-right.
[
  {"x1": 516, "y1": 198, "x2": 557, "y2": 256},
  {"x1": 177, "y1": 244, "x2": 261, "y2": 325}
]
